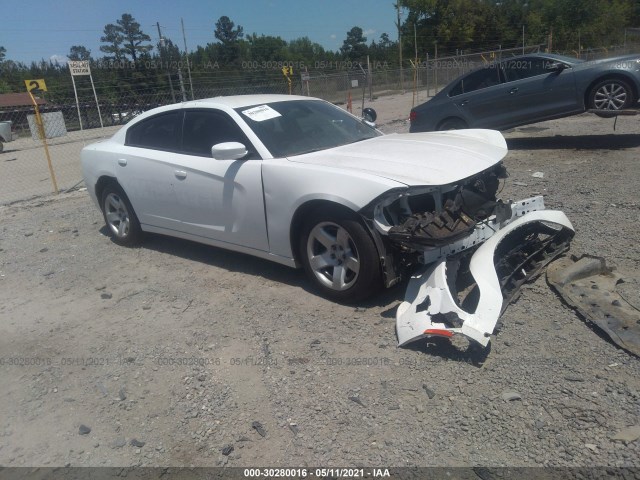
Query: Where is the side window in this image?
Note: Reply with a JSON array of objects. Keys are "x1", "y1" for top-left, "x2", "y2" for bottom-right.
[
  {"x1": 449, "y1": 80, "x2": 464, "y2": 97},
  {"x1": 126, "y1": 112, "x2": 182, "y2": 151},
  {"x1": 182, "y1": 110, "x2": 258, "y2": 158},
  {"x1": 449, "y1": 67, "x2": 501, "y2": 96},
  {"x1": 503, "y1": 58, "x2": 553, "y2": 82}
]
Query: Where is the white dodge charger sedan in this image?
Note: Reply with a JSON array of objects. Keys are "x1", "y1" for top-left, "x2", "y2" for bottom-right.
[{"x1": 82, "y1": 94, "x2": 574, "y2": 347}]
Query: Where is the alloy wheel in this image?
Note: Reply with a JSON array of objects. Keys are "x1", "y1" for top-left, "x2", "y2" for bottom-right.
[
  {"x1": 593, "y1": 83, "x2": 628, "y2": 110},
  {"x1": 306, "y1": 221, "x2": 360, "y2": 291},
  {"x1": 104, "y1": 192, "x2": 131, "y2": 239}
]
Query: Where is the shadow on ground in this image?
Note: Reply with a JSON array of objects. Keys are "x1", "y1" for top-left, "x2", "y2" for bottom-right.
[
  {"x1": 507, "y1": 134, "x2": 640, "y2": 150},
  {"x1": 102, "y1": 227, "x2": 408, "y2": 307}
]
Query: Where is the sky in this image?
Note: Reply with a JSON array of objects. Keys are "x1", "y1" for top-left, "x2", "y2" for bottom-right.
[{"x1": 0, "y1": 0, "x2": 399, "y2": 65}]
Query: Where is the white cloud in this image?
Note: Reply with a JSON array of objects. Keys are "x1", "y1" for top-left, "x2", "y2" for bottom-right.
[
  {"x1": 330, "y1": 34, "x2": 337, "y2": 40},
  {"x1": 363, "y1": 29, "x2": 376, "y2": 36},
  {"x1": 50, "y1": 54, "x2": 68, "y2": 65}
]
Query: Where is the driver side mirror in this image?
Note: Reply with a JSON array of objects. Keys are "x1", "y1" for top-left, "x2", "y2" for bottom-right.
[
  {"x1": 547, "y1": 61, "x2": 567, "y2": 72},
  {"x1": 211, "y1": 142, "x2": 248, "y2": 160},
  {"x1": 362, "y1": 107, "x2": 377, "y2": 127}
]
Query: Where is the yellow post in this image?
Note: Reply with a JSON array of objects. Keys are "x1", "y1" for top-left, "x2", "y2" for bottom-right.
[
  {"x1": 25, "y1": 80, "x2": 58, "y2": 194},
  {"x1": 282, "y1": 67, "x2": 293, "y2": 95}
]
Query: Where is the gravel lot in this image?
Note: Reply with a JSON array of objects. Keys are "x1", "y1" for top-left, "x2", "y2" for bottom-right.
[{"x1": 0, "y1": 97, "x2": 639, "y2": 470}]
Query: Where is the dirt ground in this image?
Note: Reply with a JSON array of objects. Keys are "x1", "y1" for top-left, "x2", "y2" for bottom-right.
[{"x1": 0, "y1": 98, "x2": 639, "y2": 471}]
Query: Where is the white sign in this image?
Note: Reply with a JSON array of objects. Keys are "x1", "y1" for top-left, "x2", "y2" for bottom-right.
[
  {"x1": 241, "y1": 105, "x2": 282, "y2": 122},
  {"x1": 351, "y1": 79, "x2": 359, "y2": 88},
  {"x1": 69, "y1": 61, "x2": 91, "y2": 76},
  {"x1": 301, "y1": 72, "x2": 310, "y2": 81}
]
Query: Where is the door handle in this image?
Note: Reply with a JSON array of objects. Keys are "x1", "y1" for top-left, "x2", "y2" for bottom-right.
[
  {"x1": 459, "y1": 100, "x2": 469, "y2": 106},
  {"x1": 174, "y1": 170, "x2": 187, "y2": 179},
  {"x1": 117, "y1": 158, "x2": 127, "y2": 166},
  {"x1": 509, "y1": 88, "x2": 519, "y2": 94}
]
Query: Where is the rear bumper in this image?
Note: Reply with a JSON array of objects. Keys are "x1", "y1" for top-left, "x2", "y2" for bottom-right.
[{"x1": 396, "y1": 207, "x2": 574, "y2": 347}]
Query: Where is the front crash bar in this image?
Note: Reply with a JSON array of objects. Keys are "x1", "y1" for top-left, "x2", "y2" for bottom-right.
[{"x1": 396, "y1": 210, "x2": 574, "y2": 347}]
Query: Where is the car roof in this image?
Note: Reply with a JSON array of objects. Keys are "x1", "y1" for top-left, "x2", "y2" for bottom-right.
[
  {"x1": 110, "y1": 94, "x2": 325, "y2": 142},
  {"x1": 178, "y1": 94, "x2": 315, "y2": 109},
  {"x1": 118, "y1": 94, "x2": 320, "y2": 129}
]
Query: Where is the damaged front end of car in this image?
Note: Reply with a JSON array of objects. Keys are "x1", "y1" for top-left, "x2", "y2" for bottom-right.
[{"x1": 362, "y1": 161, "x2": 575, "y2": 348}]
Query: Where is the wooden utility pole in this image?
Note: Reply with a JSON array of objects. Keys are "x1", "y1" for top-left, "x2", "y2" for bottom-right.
[
  {"x1": 181, "y1": 18, "x2": 195, "y2": 100},
  {"x1": 157, "y1": 22, "x2": 176, "y2": 103},
  {"x1": 397, "y1": 1, "x2": 404, "y2": 92}
]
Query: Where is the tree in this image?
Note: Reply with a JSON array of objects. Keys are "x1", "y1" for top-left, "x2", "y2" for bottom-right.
[
  {"x1": 340, "y1": 27, "x2": 368, "y2": 60},
  {"x1": 0, "y1": 46, "x2": 5, "y2": 63},
  {"x1": 68, "y1": 45, "x2": 91, "y2": 61},
  {"x1": 214, "y1": 16, "x2": 244, "y2": 64},
  {"x1": 288, "y1": 36, "x2": 326, "y2": 64},
  {"x1": 100, "y1": 14, "x2": 152, "y2": 62},
  {"x1": 100, "y1": 23, "x2": 124, "y2": 60},
  {"x1": 369, "y1": 33, "x2": 396, "y2": 62},
  {"x1": 215, "y1": 16, "x2": 244, "y2": 43},
  {"x1": 247, "y1": 34, "x2": 287, "y2": 62},
  {"x1": 118, "y1": 14, "x2": 153, "y2": 62}
]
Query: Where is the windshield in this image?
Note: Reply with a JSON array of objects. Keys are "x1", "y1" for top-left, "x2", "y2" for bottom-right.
[{"x1": 235, "y1": 100, "x2": 381, "y2": 157}]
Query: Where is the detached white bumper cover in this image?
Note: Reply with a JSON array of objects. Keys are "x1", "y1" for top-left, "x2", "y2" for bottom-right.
[{"x1": 396, "y1": 209, "x2": 574, "y2": 347}]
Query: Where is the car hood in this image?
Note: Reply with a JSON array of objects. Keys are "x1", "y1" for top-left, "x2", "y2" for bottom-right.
[{"x1": 287, "y1": 129, "x2": 508, "y2": 186}]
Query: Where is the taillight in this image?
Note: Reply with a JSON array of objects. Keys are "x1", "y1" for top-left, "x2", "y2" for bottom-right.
[
  {"x1": 423, "y1": 329, "x2": 453, "y2": 338},
  {"x1": 409, "y1": 110, "x2": 417, "y2": 122}
]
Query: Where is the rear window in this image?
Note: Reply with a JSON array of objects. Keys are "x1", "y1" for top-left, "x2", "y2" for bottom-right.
[
  {"x1": 126, "y1": 112, "x2": 183, "y2": 151},
  {"x1": 449, "y1": 67, "x2": 501, "y2": 97}
]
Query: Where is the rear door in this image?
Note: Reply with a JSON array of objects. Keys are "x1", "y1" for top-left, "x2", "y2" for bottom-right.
[
  {"x1": 119, "y1": 111, "x2": 184, "y2": 230},
  {"x1": 449, "y1": 65, "x2": 512, "y2": 128}
]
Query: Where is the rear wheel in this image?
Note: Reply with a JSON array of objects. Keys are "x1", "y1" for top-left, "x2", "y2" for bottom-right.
[
  {"x1": 101, "y1": 183, "x2": 143, "y2": 246},
  {"x1": 588, "y1": 78, "x2": 635, "y2": 111},
  {"x1": 299, "y1": 210, "x2": 381, "y2": 302},
  {"x1": 437, "y1": 117, "x2": 467, "y2": 131}
]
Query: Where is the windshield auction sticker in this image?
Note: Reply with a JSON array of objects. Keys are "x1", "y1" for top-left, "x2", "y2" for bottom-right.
[{"x1": 241, "y1": 105, "x2": 282, "y2": 122}]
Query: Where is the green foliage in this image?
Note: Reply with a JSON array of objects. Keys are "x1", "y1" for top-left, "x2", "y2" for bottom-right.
[
  {"x1": 68, "y1": 46, "x2": 91, "y2": 61},
  {"x1": 100, "y1": 23, "x2": 123, "y2": 60},
  {"x1": 340, "y1": 27, "x2": 368, "y2": 60},
  {"x1": 401, "y1": 0, "x2": 638, "y2": 57},
  {"x1": 100, "y1": 13, "x2": 152, "y2": 62},
  {"x1": 118, "y1": 14, "x2": 153, "y2": 62},
  {"x1": 0, "y1": 6, "x2": 637, "y2": 103},
  {"x1": 214, "y1": 16, "x2": 245, "y2": 66}
]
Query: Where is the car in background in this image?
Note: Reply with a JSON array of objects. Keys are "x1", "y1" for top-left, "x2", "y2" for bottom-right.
[
  {"x1": 82, "y1": 94, "x2": 574, "y2": 347},
  {"x1": 409, "y1": 53, "x2": 640, "y2": 132}
]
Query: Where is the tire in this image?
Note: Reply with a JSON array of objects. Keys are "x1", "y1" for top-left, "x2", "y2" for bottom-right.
[
  {"x1": 0, "y1": 141, "x2": 3, "y2": 153},
  {"x1": 299, "y1": 210, "x2": 382, "y2": 302},
  {"x1": 588, "y1": 78, "x2": 635, "y2": 111},
  {"x1": 437, "y1": 117, "x2": 467, "y2": 131},
  {"x1": 101, "y1": 183, "x2": 143, "y2": 246}
]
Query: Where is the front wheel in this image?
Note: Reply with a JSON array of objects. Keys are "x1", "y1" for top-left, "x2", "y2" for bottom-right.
[
  {"x1": 101, "y1": 183, "x2": 143, "y2": 246},
  {"x1": 299, "y1": 211, "x2": 381, "y2": 302},
  {"x1": 588, "y1": 79, "x2": 635, "y2": 111}
]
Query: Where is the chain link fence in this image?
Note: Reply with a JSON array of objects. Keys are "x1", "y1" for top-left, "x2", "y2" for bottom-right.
[{"x1": 1, "y1": 42, "x2": 639, "y2": 205}]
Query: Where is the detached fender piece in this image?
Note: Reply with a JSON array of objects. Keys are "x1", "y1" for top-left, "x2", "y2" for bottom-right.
[{"x1": 396, "y1": 210, "x2": 574, "y2": 347}]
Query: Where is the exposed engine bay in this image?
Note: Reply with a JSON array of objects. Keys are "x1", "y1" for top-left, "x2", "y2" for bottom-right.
[{"x1": 363, "y1": 161, "x2": 575, "y2": 348}]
